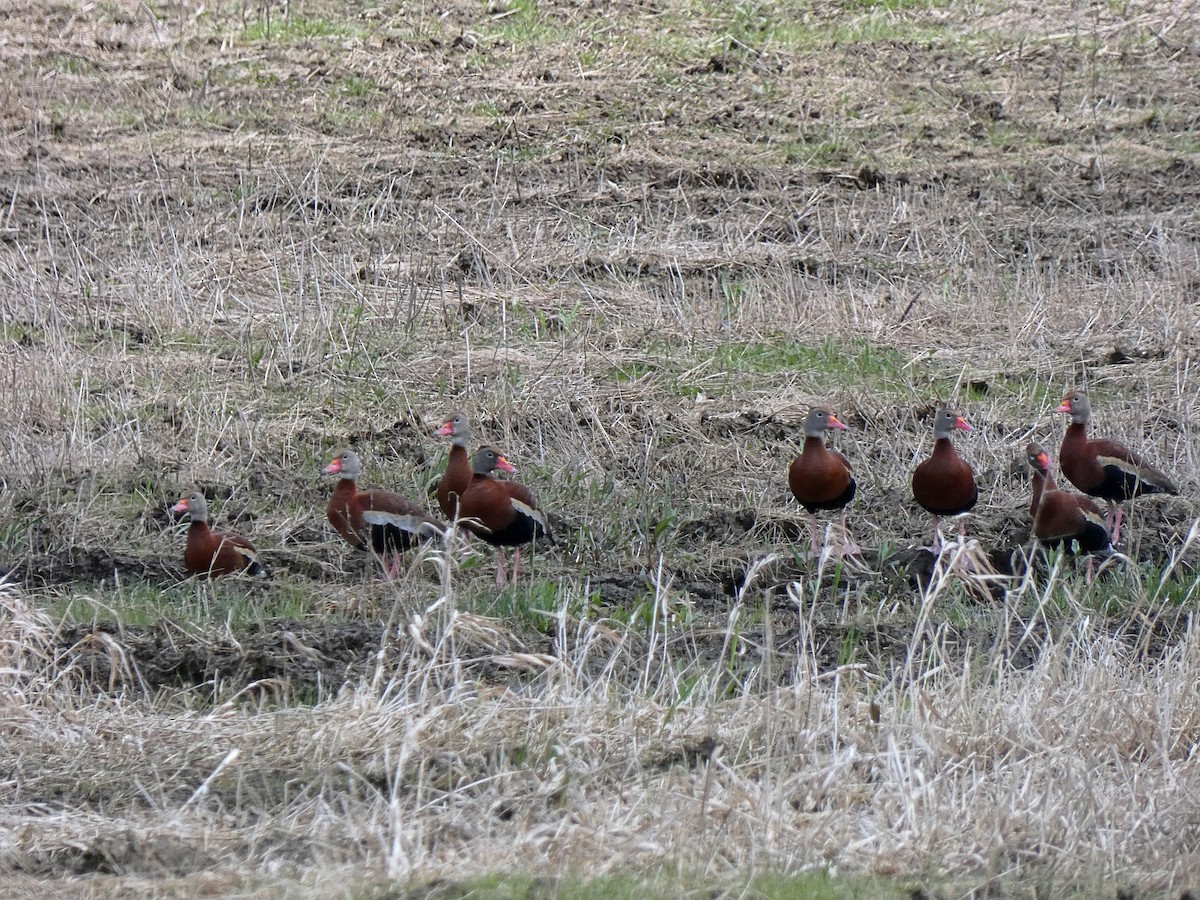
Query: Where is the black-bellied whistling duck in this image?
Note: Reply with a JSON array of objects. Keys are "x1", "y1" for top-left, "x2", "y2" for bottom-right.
[
  {"x1": 170, "y1": 490, "x2": 264, "y2": 578},
  {"x1": 435, "y1": 411, "x2": 472, "y2": 521},
  {"x1": 459, "y1": 446, "x2": 548, "y2": 587},
  {"x1": 1056, "y1": 390, "x2": 1178, "y2": 545},
  {"x1": 787, "y1": 406, "x2": 858, "y2": 558},
  {"x1": 1026, "y1": 442, "x2": 1110, "y2": 557},
  {"x1": 911, "y1": 408, "x2": 977, "y2": 552},
  {"x1": 324, "y1": 448, "x2": 445, "y2": 579}
]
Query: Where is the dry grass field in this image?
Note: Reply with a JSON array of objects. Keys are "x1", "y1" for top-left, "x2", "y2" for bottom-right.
[{"x1": 2, "y1": 0, "x2": 1200, "y2": 895}]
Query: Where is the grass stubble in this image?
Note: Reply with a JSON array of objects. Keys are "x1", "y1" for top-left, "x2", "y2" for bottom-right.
[{"x1": 2, "y1": 0, "x2": 1200, "y2": 895}]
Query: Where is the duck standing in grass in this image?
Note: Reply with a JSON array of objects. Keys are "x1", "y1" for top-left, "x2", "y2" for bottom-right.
[
  {"x1": 171, "y1": 490, "x2": 264, "y2": 578},
  {"x1": 911, "y1": 408, "x2": 977, "y2": 552},
  {"x1": 324, "y1": 448, "x2": 445, "y2": 579},
  {"x1": 435, "y1": 411, "x2": 473, "y2": 522},
  {"x1": 1056, "y1": 390, "x2": 1178, "y2": 545},
  {"x1": 1027, "y1": 442, "x2": 1111, "y2": 549},
  {"x1": 1026, "y1": 442, "x2": 1109, "y2": 581},
  {"x1": 787, "y1": 405, "x2": 858, "y2": 558},
  {"x1": 459, "y1": 446, "x2": 548, "y2": 587}
]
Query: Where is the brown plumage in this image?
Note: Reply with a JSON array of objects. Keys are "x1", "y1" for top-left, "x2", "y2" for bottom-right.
[
  {"x1": 324, "y1": 448, "x2": 444, "y2": 579},
  {"x1": 1026, "y1": 442, "x2": 1110, "y2": 556},
  {"x1": 435, "y1": 411, "x2": 472, "y2": 521},
  {"x1": 171, "y1": 491, "x2": 264, "y2": 578},
  {"x1": 1056, "y1": 390, "x2": 1178, "y2": 545},
  {"x1": 459, "y1": 446, "x2": 548, "y2": 587},
  {"x1": 911, "y1": 408, "x2": 977, "y2": 551},
  {"x1": 787, "y1": 406, "x2": 858, "y2": 557}
]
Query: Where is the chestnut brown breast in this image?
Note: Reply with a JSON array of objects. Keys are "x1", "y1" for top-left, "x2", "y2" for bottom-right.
[
  {"x1": 912, "y1": 439, "x2": 977, "y2": 516},
  {"x1": 437, "y1": 443, "x2": 472, "y2": 520},
  {"x1": 788, "y1": 437, "x2": 856, "y2": 513},
  {"x1": 184, "y1": 522, "x2": 263, "y2": 578}
]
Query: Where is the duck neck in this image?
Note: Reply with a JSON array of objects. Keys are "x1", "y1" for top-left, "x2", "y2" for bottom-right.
[
  {"x1": 932, "y1": 436, "x2": 956, "y2": 456},
  {"x1": 446, "y1": 444, "x2": 471, "y2": 485},
  {"x1": 1030, "y1": 470, "x2": 1045, "y2": 515},
  {"x1": 332, "y1": 477, "x2": 357, "y2": 499},
  {"x1": 1063, "y1": 421, "x2": 1088, "y2": 445}
]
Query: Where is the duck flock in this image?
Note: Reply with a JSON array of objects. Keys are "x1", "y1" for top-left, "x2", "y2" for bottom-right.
[
  {"x1": 169, "y1": 391, "x2": 1179, "y2": 585},
  {"x1": 172, "y1": 410, "x2": 548, "y2": 586}
]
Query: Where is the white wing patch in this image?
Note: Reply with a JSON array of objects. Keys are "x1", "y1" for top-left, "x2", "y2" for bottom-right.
[
  {"x1": 221, "y1": 538, "x2": 264, "y2": 575},
  {"x1": 362, "y1": 511, "x2": 440, "y2": 536},
  {"x1": 1095, "y1": 453, "x2": 1135, "y2": 472}
]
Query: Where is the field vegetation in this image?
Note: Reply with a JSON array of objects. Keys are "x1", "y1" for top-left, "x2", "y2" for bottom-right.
[{"x1": 2, "y1": 0, "x2": 1199, "y2": 895}]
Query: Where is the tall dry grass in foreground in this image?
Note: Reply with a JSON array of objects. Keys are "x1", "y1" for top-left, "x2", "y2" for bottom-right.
[{"x1": 3, "y1": 561, "x2": 1199, "y2": 895}]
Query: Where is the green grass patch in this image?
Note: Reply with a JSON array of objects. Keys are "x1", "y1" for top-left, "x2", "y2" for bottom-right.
[
  {"x1": 482, "y1": 578, "x2": 561, "y2": 630},
  {"x1": 612, "y1": 360, "x2": 663, "y2": 383},
  {"x1": 336, "y1": 75, "x2": 379, "y2": 98},
  {"x1": 486, "y1": 0, "x2": 577, "y2": 47},
  {"x1": 779, "y1": 137, "x2": 858, "y2": 167},
  {"x1": 609, "y1": 338, "x2": 907, "y2": 398},
  {"x1": 606, "y1": 583, "x2": 696, "y2": 632},
  {"x1": 660, "y1": 0, "x2": 953, "y2": 60},
  {"x1": 925, "y1": 369, "x2": 1058, "y2": 409},
  {"x1": 39, "y1": 53, "x2": 100, "y2": 75},
  {"x1": 843, "y1": 0, "x2": 951, "y2": 8},
  {"x1": 0, "y1": 320, "x2": 45, "y2": 345},
  {"x1": 986, "y1": 121, "x2": 1038, "y2": 151},
  {"x1": 406, "y1": 869, "x2": 917, "y2": 898},
  {"x1": 48, "y1": 98, "x2": 145, "y2": 131},
  {"x1": 47, "y1": 577, "x2": 326, "y2": 629},
  {"x1": 715, "y1": 338, "x2": 906, "y2": 381},
  {"x1": 609, "y1": 359, "x2": 700, "y2": 398},
  {"x1": 818, "y1": 16, "x2": 951, "y2": 46},
  {"x1": 241, "y1": 15, "x2": 360, "y2": 43},
  {"x1": 1130, "y1": 562, "x2": 1200, "y2": 608}
]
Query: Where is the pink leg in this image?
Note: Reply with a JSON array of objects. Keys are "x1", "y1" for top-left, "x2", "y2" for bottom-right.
[
  {"x1": 1111, "y1": 505, "x2": 1125, "y2": 546},
  {"x1": 838, "y1": 509, "x2": 860, "y2": 556},
  {"x1": 806, "y1": 511, "x2": 822, "y2": 558},
  {"x1": 495, "y1": 548, "x2": 508, "y2": 588},
  {"x1": 510, "y1": 547, "x2": 522, "y2": 582},
  {"x1": 930, "y1": 515, "x2": 942, "y2": 553},
  {"x1": 952, "y1": 518, "x2": 978, "y2": 574}
]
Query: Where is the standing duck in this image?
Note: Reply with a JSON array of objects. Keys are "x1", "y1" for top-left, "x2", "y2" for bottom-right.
[
  {"x1": 911, "y1": 408, "x2": 977, "y2": 551},
  {"x1": 1056, "y1": 390, "x2": 1178, "y2": 545},
  {"x1": 170, "y1": 490, "x2": 264, "y2": 578},
  {"x1": 459, "y1": 446, "x2": 548, "y2": 587},
  {"x1": 1025, "y1": 442, "x2": 1110, "y2": 557},
  {"x1": 324, "y1": 448, "x2": 445, "y2": 579},
  {"x1": 435, "y1": 411, "x2": 472, "y2": 521},
  {"x1": 787, "y1": 406, "x2": 858, "y2": 557}
]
